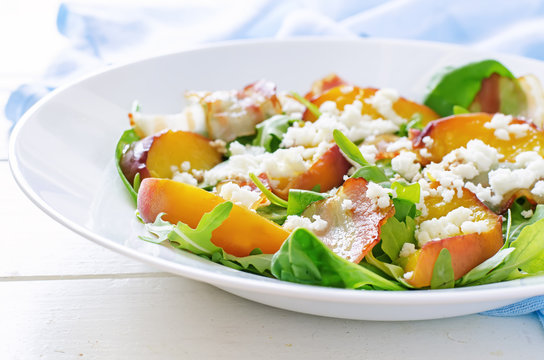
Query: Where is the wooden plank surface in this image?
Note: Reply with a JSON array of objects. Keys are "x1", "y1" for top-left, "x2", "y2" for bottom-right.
[
  {"x1": 0, "y1": 276, "x2": 542, "y2": 360},
  {"x1": 0, "y1": 162, "x2": 163, "y2": 278}
]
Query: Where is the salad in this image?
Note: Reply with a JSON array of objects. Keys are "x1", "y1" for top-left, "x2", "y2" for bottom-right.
[{"x1": 116, "y1": 59, "x2": 544, "y2": 290}]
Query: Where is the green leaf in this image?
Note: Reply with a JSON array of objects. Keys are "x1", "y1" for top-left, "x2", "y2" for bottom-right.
[
  {"x1": 115, "y1": 129, "x2": 141, "y2": 204},
  {"x1": 351, "y1": 166, "x2": 389, "y2": 183},
  {"x1": 364, "y1": 251, "x2": 414, "y2": 288},
  {"x1": 392, "y1": 198, "x2": 417, "y2": 221},
  {"x1": 391, "y1": 181, "x2": 420, "y2": 204},
  {"x1": 430, "y1": 248, "x2": 455, "y2": 289},
  {"x1": 452, "y1": 105, "x2": 470, "y2": 114},
  {"x1": 397, "y1": 113, "x2": 423, "y2": 137},
  {"x1": 506, "y1": 203, "x2": 544, "y2": 246},
  {"x1": 145, "y1": 202, "x2": 273, "y2": 276},
  {"x1": 380, "y1": 216, "x2": 416, "y2": 262},
  {"x1": 253, "y1": 115, "x2": 298, "y2": 152},
  {"x1": 333, "y1": 129, "x2": 369, "y2": 166},
  {"x1": 271, "y1": 228, "x2": 406, "y2": 290},
  {"x1": 287, "y1": 189, "x2": 328, "y2": 216},
  {"x1": 424, "y1": 59, "x2": 516, "y2": 117},
  {"x1": 291, "y1": 92, "x2": 321, "y2": 118},
  {"x1": 456, "y1": 248, "x2": 516, "y2": 286},
  {"x1": 256, "y1": 204, "x2": 288, "y2": 225},
  {"x1": 249, "y1": 173, "x2": 288, "y2": 208}
]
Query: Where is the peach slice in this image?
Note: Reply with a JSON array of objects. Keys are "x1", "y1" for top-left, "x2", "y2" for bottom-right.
[
  {"x1": 413, "y1": 113, "x2": 544, "y2": 164},
  {"x1": 304, "y1": 73, "x2": 348, "y2": 100},
  {"x1": 302, "y1": 177, "x2": 395, "y2": 263},
  {"x1": 138, "y1": 178, "x2": 290, "y2": 256},
  {"x1": 303, "y1": 85, "x2": 439, "y2": 125},
  {"x1": 401, "y1": 186, "x2": 503, "y2": 288},
  {"x1": 273, "y1": 144, "x2": 351, "y2": 199},
  {"x1": 119, "y1": 130, "x2": 222, "y2": 185}
]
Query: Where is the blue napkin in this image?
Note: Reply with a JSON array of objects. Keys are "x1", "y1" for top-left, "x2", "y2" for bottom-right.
[{"x1": 5, "y1": 0, "x2": 544, "y2": 324}]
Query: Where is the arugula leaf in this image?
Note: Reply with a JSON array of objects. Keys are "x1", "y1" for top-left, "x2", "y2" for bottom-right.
[
  {"x1": 333, "y1": 129, "x2": 389, "y2": 183},
  {"x1": 271, "y1": 228, "x2": 405, "y2": 290},
  {"x1": 397, "y1": 113, "x2": 423, "y2": 137},
  {"x1": 364, "y1": 251, "x2": 414, "y2": 288},
  {"x1": 430, "y1": 248, "x2": 455, "y2": 289},
  {"x1": 115, "y1": 129, "x2": 141, "y2": 204},
  {"x1": 253, "y1": 115, "x2": 298, "y2": 152},
  {"x1": 459, "y1": 217, "x2": 544, "y2": 286},
  {"x1": 424, "y1": 59, "x2": 517, "y2": 117},
  {"x1": 287, "y1": 189, "x2": 328, "y2": 216},
  {"x1": 506, "y1": 203, "x2": 544, "y2": 246},
  {"x1": 249, "y1": 173, "x2": 288, "y2": 208},
  {"x1": 380, "y1": 216, "x2": 416, "y2": 262},
  {"x1": 144, "y1": 203, "x2": 273, "y2": 275},
  {"x1": 256, "y1": 204, "x2": 288, "y2": 225},
  {"x1": 291, "y1": 92, "x2": 321, "y2": 118}
]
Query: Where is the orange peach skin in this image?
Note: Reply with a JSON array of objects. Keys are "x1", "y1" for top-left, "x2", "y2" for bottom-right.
[
  {"x1": 274, "y1": 145, "x2": 351, "y2": 199},
  {"x1": 138, "y1": 178, "x2": 290, "y2": 257},
  {"x1": 402, "y1": 187, "x2": 503, "y2": 288},
  {"x1": 303, "y1": 85, "x2": 439, "y2": 125},
  {"x1": 413, "y1": 113, "x2": 544, "y2": 164}
]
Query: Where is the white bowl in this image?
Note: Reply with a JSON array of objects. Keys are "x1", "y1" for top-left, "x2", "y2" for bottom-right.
[{"x1": 9, "y1": 38, "x2": 544, "y2": 321}]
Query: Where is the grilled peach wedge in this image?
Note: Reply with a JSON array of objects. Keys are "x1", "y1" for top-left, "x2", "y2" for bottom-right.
[
  {"x1": 303, "y1": 85, "x2": 439, "y2": 125},
  {"x1": 119, "y1": 130, "x2": 222, "y2": 185},
  {"x1": 400, "y1": 186, "x2": 503, "y2": 288},
  {"x1": 138, "y1": 178, "x2": 290, "y2": 256}
]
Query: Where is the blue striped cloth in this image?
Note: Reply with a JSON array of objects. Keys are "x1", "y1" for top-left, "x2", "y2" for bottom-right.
[{"x1": 5, "y1": 0, "x2": 544, "y2": 324}]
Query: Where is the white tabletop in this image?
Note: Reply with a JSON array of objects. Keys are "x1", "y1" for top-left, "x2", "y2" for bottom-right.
[{"x1": 1, "y1": 1, "x2": 543, "y2": 358}]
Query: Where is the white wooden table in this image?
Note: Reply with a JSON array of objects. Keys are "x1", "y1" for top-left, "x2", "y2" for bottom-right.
[{"x1": 1, "y1": 1, "x2": 543, "y2": 359}]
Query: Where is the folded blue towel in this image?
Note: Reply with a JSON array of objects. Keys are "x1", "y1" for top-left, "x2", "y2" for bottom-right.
[{"x1": 5, "y1": 0, "x2": 544, "y2": 324}]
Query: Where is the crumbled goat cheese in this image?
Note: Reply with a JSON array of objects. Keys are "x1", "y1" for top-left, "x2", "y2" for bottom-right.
[
  {"x1": 341, "y1": 199, "x2": 354, "y2": 211},
  {"x1": 532, "y1": 180, "x2": 544, "y2": 197},
  {"x1": 218, "y1": 182, "x2": 261, "y2": 209},
  {"x1": 391, "y1": 151, "x2": 421, "y2": 181},
  {"x1": 210, "y1": 139, "x2": 227, "y2": 154},
  {"x1": 415, "y1": 207, "x2": 489, "y2": 246},
  {"x1": 422, "y1": 136, "x2": 434, "y2": 147},
  {"x1": 521, "y1": 209, "x2": 534, "y2": 219},
  {"x1": 366, "y1": 182, "x2": 394, "y2": 209},
  {"x1": 386, "y1": 137, "x2": 413, "y2": 152},
  {"x1": 277, "y1": 92, "x2": 305, "y2": 119},
  {"x1": 399, "y1": 243, "x2": 416, "y2": 258},
  {"x1": 172, "y1": 171, "x2": 198, "y2": 186},
  {"x1": 181, "y1": 161, "x2": 191, "y2": 172},
  {"x1": 282, "y1": 215, "x2": 328, "y2": 232},
  {"x1": 403, "y1": 271, "x2": 414, "y2": 280},
  {"x1": 364, "y1": 89, "x2": 406, "y2": 125},
  {"x1": 420, "y1": 148, "x2": 431, "y2": 158},
  {"x1": 484, "y1": 113, "x2": 530, "y2": 140},
  {"x1": 359, "y1": 144, "x2": 379, "y2": 165}
]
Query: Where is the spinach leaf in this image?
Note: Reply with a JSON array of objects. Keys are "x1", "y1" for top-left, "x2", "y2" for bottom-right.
[
  {"x1": 271, "y1": 228, "x2": 405, "y2": 290},
  {"x1": 424, "y1": 59, "x2": 516, "y2": 116},
  {"x1": 430, "y1": 248, "x2": 455, "y2": 289},
  {"x1": 291, "y1": 92, "x2": 321, "y2": 118},
  {"x1": 452, "y1": 105, "x2": 470, "y2": 114},
  {"x1": 506, "y1": 203, "x2": 544, "y2": 246},
  {"x1": 364, "y1": 250, "x2": 414, "y2": 288},
  {"x1": 391, "y1": 181, "x2": 420, "y2": 204},
  {"x1": 380, "y1": 216, "x2": 416, "y2": 262},
  {"x1": 287, "y1": 189, "x2": 328, "y2": 216},
  {"x1": 253, "y1": 115, "x2": 298, "y2": 152},
  {"x1": 115, "y1": 129, "x2": 141, "y2": 204},
  {"x1": 143, "y1": 203, "x2": 272, "y2": 275},
  {"x1": 351, "y1": 166, "x2": 389, "y2": 183}
]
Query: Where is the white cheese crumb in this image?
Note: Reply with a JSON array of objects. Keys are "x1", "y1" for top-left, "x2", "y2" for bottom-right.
[
  {"x1": 403, "y1": 271, "x2": 414, "y2": 280},
  {"x1": 385, "y1": 137, "x2": 413, "y2": 152},
  {"x1": 484, "y1": 113, "x2": 530, "y2": 140},
  {"x1": 180, "y1": 161, "x2": 191, "y2": 172},
  {"x1": 366, "y1": 182, "x2": 394, "y2": 209},
  {"x1": 172, "y1": 171, "x2": 198, "y2": 186},
  {"x1": 359, "y1": 144, "x2": 379, "y2": 165},
  {"x1": 399, "y1": 243, "x2": 416, "y2": 258},
  {"x1": 422, "y1": 136, "x2": 434, "y2": 147},
  {"x1": 364, "y1": 89, "x2": 406, "y2": 125},
  {"x1": 532, "y1": 180, "x2": 544, "y2": 197},
  {"x1": 521, "y1": 209, "x2": 534, "y2": 219},
  {"x1": 218, "y1": 182, "x2": 261, "y2": 209},
  {"x1": 341, "y1": 199, "x2": 354, "y2": 211},
  {"x1": 391, "y1": 151, "x2": 421, "y2": 181},
  {"x1": 282, "y1": 215, "x2": 328, "y2": 232}
]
